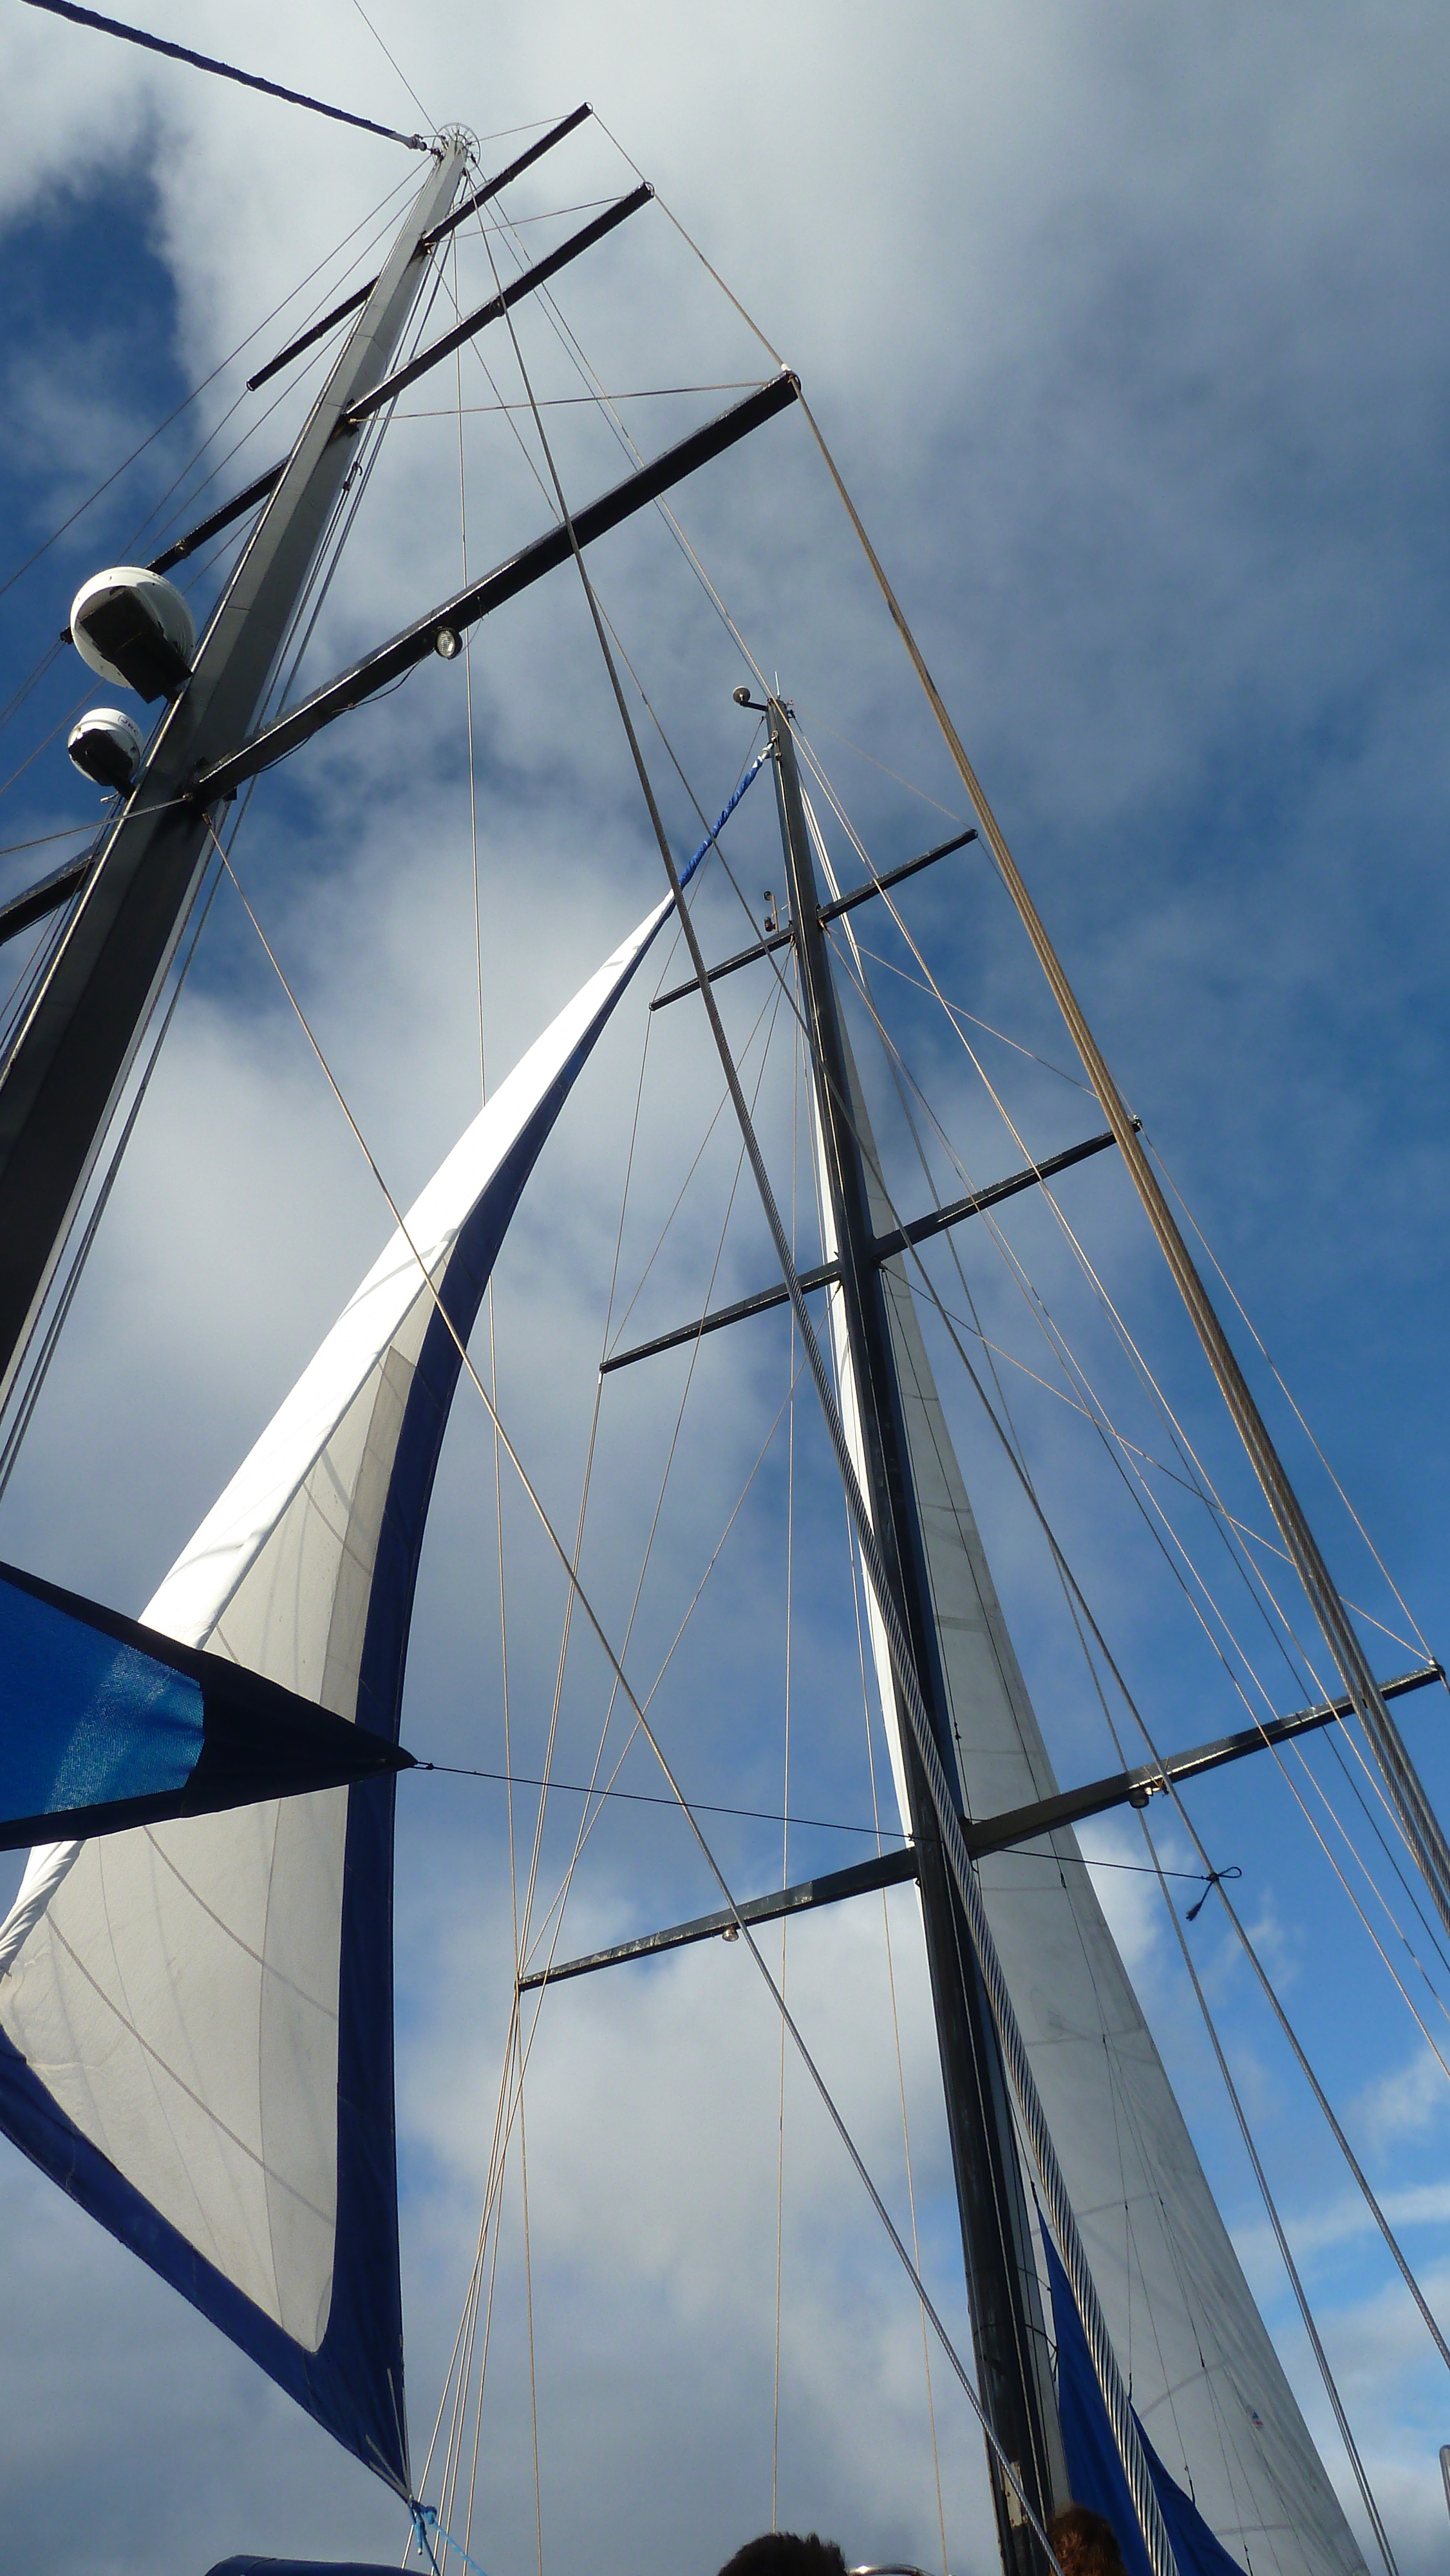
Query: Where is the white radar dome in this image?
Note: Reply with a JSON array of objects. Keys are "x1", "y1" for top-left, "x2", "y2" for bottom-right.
[
  {"x1": 67, "y1": 707, "x2": 144, "y2": 791},
  {"x1": 68, "y1": 567, "x2": 195, "y2": 702}
]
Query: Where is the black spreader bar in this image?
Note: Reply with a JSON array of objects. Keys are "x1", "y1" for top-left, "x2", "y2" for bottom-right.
[
  {"x1": 651, "y1": 827, "x2": 978, "y2": 1012},
  {"x1": 194, "y1": 375, "x2": 800, "y2": 800},
  {"x1": 0, "y1": 853, "x2": 94, "y2": 951},
  {"x1": 651, "y1": 922, "x2": 795, "y2": 1012},
  {"x1": 150, "y1": 462, "x2": 285, "y2": 576},
  {"x1": 515, "y1": 1662, "x2": 1443, "y2": 1996},
  {"x1": 154, "y1": 187, "x2": 650, "y2": 577},
  {"x1": 518, "y1": 1844, "x2": 920, "y2": 1990},
  {"x1": 345, "y1": 185, "x2": 651, "y2": 425},
  {"x1": 965, "y1": 1662, "x2": 1444, "y2": 1859},
  {"x1": 246, "y1": 106, "x2": 592, "y2": 392},
  {"x1": 599, "y1": 1129, "x2": 1123, "y2": 1375}
]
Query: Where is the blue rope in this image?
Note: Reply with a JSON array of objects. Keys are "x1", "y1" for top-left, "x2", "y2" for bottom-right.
[
  {"x1": 410, "y1": 2499, "x2": 493, "y2": 2576},
  {"x1": 20, "y1": 0, "x2": 428, "y2": 148},
  {"x1": 677, "y1": 745, "x2": 769, "y2": 891}
]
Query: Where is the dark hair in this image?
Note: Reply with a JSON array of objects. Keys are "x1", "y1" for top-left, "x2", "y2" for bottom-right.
[
  {"x1": 717, "y1": 2537, "x2": 849, "y2": 2576},
  {"x1": 1046, "y1": 2505, "x2": 1127, "y2": 2576}
]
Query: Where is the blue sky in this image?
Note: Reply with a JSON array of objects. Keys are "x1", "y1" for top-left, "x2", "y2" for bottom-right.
[{"x1": 0, "y1": 5, "x2": 1448, "y2": 2573}]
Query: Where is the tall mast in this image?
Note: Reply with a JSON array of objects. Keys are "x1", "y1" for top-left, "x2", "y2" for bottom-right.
[
  {"x1": 767, "y1": 700, "x2": 1066, "y2": 2575},
  {"x1": 0, "y1": 140, "x2": 468, "y2": 1412}
]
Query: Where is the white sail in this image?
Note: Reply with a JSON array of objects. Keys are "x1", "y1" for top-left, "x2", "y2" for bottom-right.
[
  {"x1": 818, "y1": 1020, "x2": 1367, "y2": 2576},
  {"x1": 0, "y1": 888, "x2": 673, "y2": 2479}
]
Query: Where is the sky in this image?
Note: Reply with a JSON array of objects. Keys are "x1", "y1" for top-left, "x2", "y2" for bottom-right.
[{"x1": 0, "y1": 4, "x2": 1448, "y2": 2574}]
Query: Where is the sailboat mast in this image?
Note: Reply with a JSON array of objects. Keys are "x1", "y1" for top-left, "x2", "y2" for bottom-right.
[
  {"x1": 0, "y1": 139, "x2": 468, "y2": 1414},
  {"x1": 767, "y1": 701, "x2": 1065, "y2": 2575}
]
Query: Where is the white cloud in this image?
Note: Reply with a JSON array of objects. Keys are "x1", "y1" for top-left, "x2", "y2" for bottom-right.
[{"x1": 1, "y1": 3, "x2": 1449, "y2": 2570}]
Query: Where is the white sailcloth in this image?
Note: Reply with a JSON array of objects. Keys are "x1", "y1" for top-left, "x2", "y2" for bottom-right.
[
  {"x1": 816, "y1": 1012, "x2": 1366, "y2": 2576},
  {"x1": 0, "y1": 888, "x2": 672, "y2": 2475}
]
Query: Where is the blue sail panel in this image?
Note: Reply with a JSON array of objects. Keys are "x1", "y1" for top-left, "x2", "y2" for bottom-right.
[
  {"x1": 1043, "y1": 2226, "x2": 1251, "y2": 2576},
  {"x1": 0, "y1": 864, "x2": 726, "y2": 2490},
  {"x1": 0, "y1": 1558, "x2": 410, "y2": 1850},
  {"x1": 0, "y1": 1562, "x2": 201, "y2": 1810}
]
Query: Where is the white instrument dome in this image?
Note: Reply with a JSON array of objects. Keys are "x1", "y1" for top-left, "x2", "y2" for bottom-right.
[
  {"x1": 67, "y1": 706, "x2": 144, "y2": 791},
  {"x1": 68, "y1": 567, "x2": 195, "y2": 702}
]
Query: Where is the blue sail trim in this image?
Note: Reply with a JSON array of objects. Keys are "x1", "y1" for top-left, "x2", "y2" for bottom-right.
[
  {"x1": 0, "y1": 770, "x2": 770, "y2": 2492},
  {"x1": 316, "y1": 788, "x2": 770, "y2": 2482},
  {"x1": 1042, "y1": 2226, "x2": 1247, "y2": 2576}
]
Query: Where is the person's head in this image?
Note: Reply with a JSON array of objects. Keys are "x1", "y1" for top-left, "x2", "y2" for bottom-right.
[
  {"x1": 1046, "y1": 2505, "x2": 1127, "y2": 2576},
  {"x1": 717, "y1": 2537, "x2": 849, "y2": 2576}
]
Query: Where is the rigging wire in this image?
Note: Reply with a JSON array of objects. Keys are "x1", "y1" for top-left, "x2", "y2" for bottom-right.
[
  {"x1": 1137, "y1": 1804, "x2": 1400, "y2": 2576},
  {"x1": 1146, "y1": 1130, "x2": 1442, "y2": 1677},
  {"x1": 474, "y1": 225, "x2": 1169, "y2": 2576},
  {"x1": 473, "y1": 170, "x2": 1427, "y2": 2540},
  {"x1": 344, "y1": 0, "x2": 434, "y2": 129},
  {"x1": 796, "y1": 734, "x2": 1450, "y2": 1935},
  {"x1": 0, "y1": 164, "x2": 419, "y2": 610},
  {"x1": 208, "y1": 824, "x2": 1063, "y2": 2564},
  {"x1": 17, "y1": 0, "x2": 427, "y2": 148},
  {"x1": 816, "y1": 870, "x2": 1450, "y2": 2051},
  {"x1": 772, "y1": 992, "x2": 800, "y2": 2527},
  {"x1": 390, "y1": 380, "x2": 764, "y2": 420}
]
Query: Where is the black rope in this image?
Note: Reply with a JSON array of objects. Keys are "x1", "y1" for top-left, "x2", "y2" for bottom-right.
[
  {"x1": 1185, "y1": 1862, "x2": 1242, "y2": 1923},
  {"x1": 19, "y1": 0, "x2": 428, "y2": 148}
]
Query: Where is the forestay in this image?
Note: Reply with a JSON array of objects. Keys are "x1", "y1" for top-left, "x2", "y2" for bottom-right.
[
  {"x1": 819, "y1": 1010, "x2": 1367, "y2": 2576},
  {"x1": 0, "y1": 880, "x2": 681, "y2": 2484}
]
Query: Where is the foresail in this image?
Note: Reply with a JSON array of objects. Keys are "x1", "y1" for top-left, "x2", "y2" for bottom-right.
[
  {"x1": 820, "y1": 1023, "x2": 1366, "y2": 2576},
  {"x1": 0, "y1": 887, "x2": 673, "y2": 2483}
]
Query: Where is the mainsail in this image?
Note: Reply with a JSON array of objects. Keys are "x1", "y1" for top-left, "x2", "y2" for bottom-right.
[
  {"x1": 820, "y1": 1001, "x2": 1368, "y2": 2576},
  {"x1": 0, "y1": 877, "x2": 685, "y2": 2485}
]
